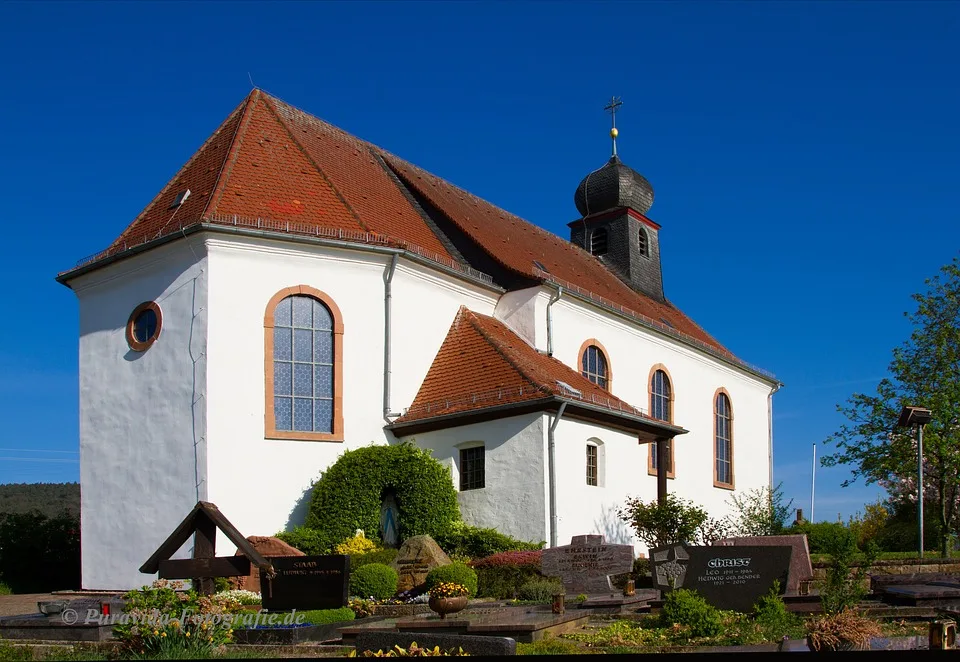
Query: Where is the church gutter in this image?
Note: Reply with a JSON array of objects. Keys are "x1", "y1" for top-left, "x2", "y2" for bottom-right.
[
  {"x1": 55, "y1": 223, "x2": 505, "y2": 296},
  {"x1": 383, "y1": 254, "x2": 402, "y2": 420},
  {"x1": 547, "y1": 402, "x2": 567, "y2": 547},
  {"x1": 546, "y1": 284, "x2": 563, "y2": 357}
]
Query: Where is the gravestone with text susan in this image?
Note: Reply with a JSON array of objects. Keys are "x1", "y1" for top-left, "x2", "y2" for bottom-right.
[
  {"x1": 260, "y1": 555, "x2": 350, "y2": 611},
  {"x1": 650, "y1": 543, "x2": 791, "y2": 613}
]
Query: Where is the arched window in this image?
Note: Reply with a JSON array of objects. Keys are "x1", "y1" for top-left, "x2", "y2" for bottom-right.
[
  {"x1": 648, "y1": 366, "x2": 675, "y2": 477},
  {"x1": 264, "y1": 286, "x2": 344, "y2": 441},
  {"x1": 590, "y1": 227, "x2": 608, "y2": 256},
  {"x1": 580, "y1": 341, "x2": 610, "y2": 390},
  {"x1": 586, "y1": 438, "x2": 605, "y2": 487},
  {"x1": 714, "y1": 389, "x2": 734, "y2": 488},
  {"x1": 638, "y1": 227, "x2": 649, "y2": 257}
]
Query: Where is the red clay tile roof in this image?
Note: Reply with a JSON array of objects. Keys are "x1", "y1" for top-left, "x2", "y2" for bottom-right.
[
  {"x1": 84, "y1": 89, "x2": 758, "y2": 371},
  {"x1": 394, "y1": 307, "x2": 654, "y2": 426}
]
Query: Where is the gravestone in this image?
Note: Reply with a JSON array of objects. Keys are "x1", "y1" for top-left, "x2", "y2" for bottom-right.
[
  {"x1": 232, "y1": 536, "x2": 306, "y2": 593},
  {"x1": 391, "y1": 535, "x2": 451, "y2": 593},
  {"x1": 715, "y1": 535, "x2": 813, "y2": 593},
  {"x1": 540, "y1": 534, "x2": 634, "y2": 595},
  {"x1": 260, "y1": 554, "x2": 349, "y2": 611},
  {"x1": 651, "y1": 543, "x2": 791, "y2": 613}
]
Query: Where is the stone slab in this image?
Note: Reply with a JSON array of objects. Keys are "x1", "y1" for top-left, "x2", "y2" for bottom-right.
[
  {"x1": 231, "y1": 620, "x2": 353, "y2": 645},
  {"x1": 541, "y1": 534, "x2": 634, "y2": 595},
  {"x1": 578, "y1": 589, "x2": 658, "y2": 609},
  {"x1": 716, "y1": 535, "x2": 813, "y2": 592},
  {"x1": 355, "y1": 631, "x2": 516, "y2": 656},
  {"x1": 390, "y1": 536, "x2": 451, "y2": 593},
  {"x1": 651, "y1": 543, "x2": 791, "y2": 613}
]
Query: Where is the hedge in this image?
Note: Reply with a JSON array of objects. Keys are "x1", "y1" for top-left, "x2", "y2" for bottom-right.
[
  {"x1": 303, "y1": 442, "x2": 460, "y2": 553},
  {"x1": 0, "y1": 510, "x2": 80, "y2": 593}
]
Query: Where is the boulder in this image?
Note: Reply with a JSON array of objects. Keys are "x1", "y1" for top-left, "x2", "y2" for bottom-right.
[
  {"x1": 390, "y1": 535, "x2": 451, "y2": 593},
  {"x1": 231, "y1": 536, "x2": 305, "y2": 593}
]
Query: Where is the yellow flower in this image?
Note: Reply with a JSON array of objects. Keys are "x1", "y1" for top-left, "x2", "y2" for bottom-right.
[
  {"x1": 161, "y1": 632, "x2": 167, "y2": 638},
  {"x1": 185, "y1": 632, "x2": 191, "y2": 638},
  {"x1": 153, "y1": 630, "x2": 158, "y2": 636},
  {"x1": 208, "y1": 637, "x2": 213, "y2": 642}
]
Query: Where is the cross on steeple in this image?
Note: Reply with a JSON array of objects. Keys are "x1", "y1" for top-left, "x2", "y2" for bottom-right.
[{"x1": 604, "y1": 96, "x2": 622, "y2": 157}]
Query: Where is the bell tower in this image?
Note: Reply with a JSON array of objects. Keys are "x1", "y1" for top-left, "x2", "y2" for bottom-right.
[{"x1": 569, "y1": 98, "x2": 665, "y2": 303}]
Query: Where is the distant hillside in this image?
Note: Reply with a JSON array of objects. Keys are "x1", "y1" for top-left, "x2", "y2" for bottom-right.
[{"x1": 0, "y1": 483, "x2": 80, "y2": 517}]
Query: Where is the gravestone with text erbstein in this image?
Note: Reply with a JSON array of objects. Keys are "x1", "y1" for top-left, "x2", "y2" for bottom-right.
[
  {"x1": 651, "y1": 543, "x2": 792, "y2": 613},
  {"x1": 541, "y1": 534, "x2": 634, "y2": 596},
  {"x1": 260, "y1": 555, "x2": 350, "y2": 611}
]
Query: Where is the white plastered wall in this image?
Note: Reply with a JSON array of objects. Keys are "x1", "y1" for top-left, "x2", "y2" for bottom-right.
[
  {"x1": 398, "y1": 414, "x2": 547, "y2": 545},
  {"x1": 203, "y1": 235, "x2": 499, "y2": 554},
  {"x1": 72, "y1": 238, "x2": 209, "y2": 590},
  {"x1": 544, "y1": 295, "x2": 776, "y2": 539}
]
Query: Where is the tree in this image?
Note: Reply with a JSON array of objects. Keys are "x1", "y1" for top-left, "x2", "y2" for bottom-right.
[
  {"x1": 822, "y1": 257, "x2": 960, "y2": 557},
  {"x1": 617, "y1": 493, "x2": 727, "y2": 548},
  {"x1": 726, "y1": 483, "x2": 794, "y2": 537}
]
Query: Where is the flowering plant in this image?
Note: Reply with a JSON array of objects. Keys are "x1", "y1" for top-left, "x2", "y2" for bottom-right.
[
  {"x1": 428, "y1": 582, "x2": 469, "y2": 599},
  {"x1": 468, "y1": 550, "x2": 542, "y2": 570},
  {"x1": 336, "y1": 530, "x2": 380, "y2": 556},
  {"x1": 213, "y1": 589, "x2": 261, "y2": 606}
]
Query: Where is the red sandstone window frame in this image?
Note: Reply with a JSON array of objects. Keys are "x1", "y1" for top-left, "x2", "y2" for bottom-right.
[
  {"x1": 578, "y1": 338, "x2": 612, "y2": 391},
  {"x1": 647, "y1": 364, "x2": 676, "y2": 479},
  {"x1": 264, "y1": 285, "x2": 344, "y2": 442},
  {"x1": 126, "y1": 301, "x2": 162, "y2": 352},
  {"x1": 713, "y1": 387, "x2": 734, "y2": 489}
]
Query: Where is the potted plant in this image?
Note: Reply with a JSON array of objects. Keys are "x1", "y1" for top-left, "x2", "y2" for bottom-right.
[{"x1": 427, "y1": 582, "x2": 469, "y2": 619}]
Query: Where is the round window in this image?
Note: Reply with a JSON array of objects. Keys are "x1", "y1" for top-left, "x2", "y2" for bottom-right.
[{"x1": 126, "y1": 302, "x2": 162, "y2": 351}]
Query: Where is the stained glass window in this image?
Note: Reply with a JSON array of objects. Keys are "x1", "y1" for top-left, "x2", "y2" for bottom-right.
[
  {"x1": 273, "y1": 295, "x2": 334, "y2": 434},
  {"x1": 716, "y1": 393, "x2": 733, "y2": 485}
]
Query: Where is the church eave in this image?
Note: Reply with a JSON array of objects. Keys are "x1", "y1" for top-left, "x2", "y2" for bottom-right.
[{"x1": 386, "y1": 395, "x2": 687, "y2": 438}]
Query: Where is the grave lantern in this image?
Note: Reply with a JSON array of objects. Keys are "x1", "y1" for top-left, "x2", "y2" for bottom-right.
[{"x1": 930, "y1": 619, "x2": 957, "y2": 650}]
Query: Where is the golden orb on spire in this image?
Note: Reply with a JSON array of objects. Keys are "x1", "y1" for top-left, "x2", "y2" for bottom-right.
[{"x1": 610, "y1": 127, "x2": 619, "y2": 139}]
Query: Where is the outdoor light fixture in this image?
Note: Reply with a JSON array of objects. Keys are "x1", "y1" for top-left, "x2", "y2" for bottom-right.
[{"x1": 897, "y1": 405, "x2": 933, "y2": 559}]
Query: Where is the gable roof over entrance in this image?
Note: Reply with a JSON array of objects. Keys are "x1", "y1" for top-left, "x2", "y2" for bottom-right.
[{"x1": 388, "y1": 307, "x2": 688, "y2": 439}]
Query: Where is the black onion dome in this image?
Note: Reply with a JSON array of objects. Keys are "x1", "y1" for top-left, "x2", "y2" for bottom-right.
[{"x1": 574, "y1": 156, "x2": 654, "y2": 216}]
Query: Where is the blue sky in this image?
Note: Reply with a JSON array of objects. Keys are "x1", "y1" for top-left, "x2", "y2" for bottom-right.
[{"x1": 1, "y1": 1, "x2": 957, "y2": 523}]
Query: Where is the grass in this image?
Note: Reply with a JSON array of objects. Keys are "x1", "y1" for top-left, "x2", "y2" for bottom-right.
[
  {"x1": 252, "y1": 607, "x2": 354, "y2": 626},
  {"x1": 516, "y1": 639, "x2": 589, "y2": 655}
]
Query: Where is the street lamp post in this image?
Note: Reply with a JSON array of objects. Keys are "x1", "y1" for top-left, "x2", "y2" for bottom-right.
[{"x1": 897, "y1": 405, "x2": 933, "y2": 559}]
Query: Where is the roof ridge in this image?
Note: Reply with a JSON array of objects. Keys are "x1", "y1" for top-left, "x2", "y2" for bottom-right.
[
  {"x1": 460, "y1": 309, "x2": 554, "y2": 396},
  {"x1": 110, "y1": 92, "x2": 253, "y2": 250},
  {"x1": 204, "y1": 89, "x2": 260, "y2": 219},
  {"x1": 260, "y1": 94, "x2": 369, "y2": 232}
]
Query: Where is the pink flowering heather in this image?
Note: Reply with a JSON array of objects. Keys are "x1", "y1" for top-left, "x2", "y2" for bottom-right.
[{"x1": 469, "y1": 550, "x2": 542, "y2": 570}]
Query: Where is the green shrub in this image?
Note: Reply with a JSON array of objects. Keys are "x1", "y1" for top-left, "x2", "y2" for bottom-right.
[
  {"x1": 0, "y1": 510, "x2": 80, "y2": 593},
  {"x1": 0, "y1": 581, "x2": 11, "y2": 595},
  {"x1": 350, "y1": 563, "x2": 399, "y2": 600},
  {"x1": 425, "y1": 563, "x2": 478, "y2": 597},
  {"x1": 306, "y1": 443, "x2": 460, "y2": 549},
  {"x1": 618, "y1": 493, "x2": 711, "y2": 548},
  {"x1": 433, "y1": 521, "x2": 543, "y2": 558},
  {"x1": 275, "y1": 525, "x2": 334, "y2": 556},
  {"x1": 351, "y1": 548, "x2": 399, "y2": 569},
  {"x1": 516, "y1": 578, "x2": 563, "y2": 602},
  {"x1": 475, "y1": 565, "x2": 542, "y2": 599},
  {"x1": 659, "y1": 588, "x2": 723, "y2": 638},
  {"x1": 752, "y1": 581, "x2": 800, "y2": 636},
  {"x1": 786, "y1": 521, "x2": 850, "y2": 555}
]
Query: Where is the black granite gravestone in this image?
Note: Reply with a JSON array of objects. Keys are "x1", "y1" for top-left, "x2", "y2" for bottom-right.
[
  {"x1": 650, "y1": 544, "x2": 791, "y2": 613},
  {"x1": 260, "y1": 555, "x2": 349, "y2": 611}
]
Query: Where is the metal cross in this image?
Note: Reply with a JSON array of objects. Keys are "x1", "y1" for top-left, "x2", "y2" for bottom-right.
[{"x1": 604, "y1": 96, "x2": 622, "y2": 157}]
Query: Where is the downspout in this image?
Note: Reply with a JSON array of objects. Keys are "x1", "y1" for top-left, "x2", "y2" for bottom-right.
[
  {"x1": 767, "y1": 381, "x2": 783, "y2": 490},
  {"x1": 546, "y1": 285, "x2": 562, "y2": 357},
  {"x1": 548, "y1": 402, "x2": 567, "y2": 547},
  {"x1": 383, "y1": 254, "x2": 402, "y2": 420}
]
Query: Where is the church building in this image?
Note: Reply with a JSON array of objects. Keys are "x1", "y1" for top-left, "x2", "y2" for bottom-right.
[{"x1": 57, "y1": 90, "x2": 779, "y2": 590}]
